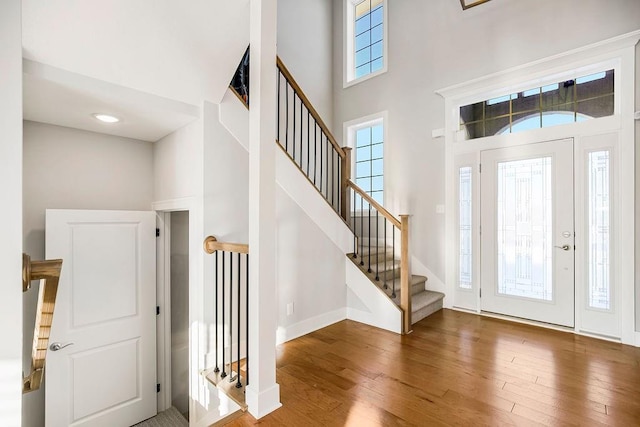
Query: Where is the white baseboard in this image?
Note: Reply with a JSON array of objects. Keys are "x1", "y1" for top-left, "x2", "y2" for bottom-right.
[
  {"x1": 276, "y1": 308, "x2": 347, "y2": 345},
  {"x1": 635, "y1": 331, "x2": 640, "y2": 347},
  {"x1": 346, "y1": 306, "x2": 401, "y2": 334}
]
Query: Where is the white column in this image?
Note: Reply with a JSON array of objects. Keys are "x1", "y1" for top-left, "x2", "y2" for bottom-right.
[
  {"x1": 246, "y1": 0, "x2": 281, "y2": 419},
  {"x1": 0, "y1": 0, "x2": 23, "y2": 426}
]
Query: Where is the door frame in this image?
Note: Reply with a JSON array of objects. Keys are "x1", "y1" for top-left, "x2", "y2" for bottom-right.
[
  {"x1": 153, "y1": 197, "x2": 201, "y2": 413},
  {"x1": 437, "y1": 31, "x2": 639, "y2": 345}
]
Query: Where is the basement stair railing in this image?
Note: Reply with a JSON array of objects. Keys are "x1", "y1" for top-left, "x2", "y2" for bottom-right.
[
  {"x1": 22, "y1": 253, "x2": 63, "y2": 393},
  {"x1": 202, "y1": 236, "x2": 249, "y2": 411},
  {"x1": 229, "y1": 49, "x2": 413, "y2": 333}
]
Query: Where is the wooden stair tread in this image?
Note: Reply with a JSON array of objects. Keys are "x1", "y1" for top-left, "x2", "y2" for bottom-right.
[{"x1": 202, "y1": 368, "x2": 248, "y2": 412}]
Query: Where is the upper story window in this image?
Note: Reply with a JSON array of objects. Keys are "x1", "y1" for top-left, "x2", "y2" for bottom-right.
[
  {"x1": 345, "y1": 0, "x2": 387, "y2": 87},
  {"x1": 347, "y1": 115, "x2": 385, "y2": 207},
  {"x1": 459, "y1": 69, "x2": 615, "y2": 140}
]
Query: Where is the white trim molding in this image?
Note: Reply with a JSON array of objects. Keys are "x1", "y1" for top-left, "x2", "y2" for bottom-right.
[
  {"x1": 276, "y1": 308, "x2": 347, "y2": 345},
  {"x1": 436, "y1": 30, "x2": 640, "y2": 345}
]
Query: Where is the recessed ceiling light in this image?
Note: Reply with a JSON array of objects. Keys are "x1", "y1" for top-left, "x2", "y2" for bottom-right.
[{"x1": 92, "y1": 113, "x2": 120, "y2": 123}]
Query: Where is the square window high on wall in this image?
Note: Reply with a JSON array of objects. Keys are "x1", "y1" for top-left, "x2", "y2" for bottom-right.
[{"x1": 344, "y1": 0, "x2": 388, "y2": 87}]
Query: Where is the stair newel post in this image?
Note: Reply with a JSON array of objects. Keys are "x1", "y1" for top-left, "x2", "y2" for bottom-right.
[
  {"x1": 400, "y1": 214, "x2": 412, "y2": 334},
  {"x1": 341, "y1": 147, "x2": 352, "y2": 224}
]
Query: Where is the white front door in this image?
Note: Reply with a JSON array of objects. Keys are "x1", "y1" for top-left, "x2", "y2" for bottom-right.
[
  {"x1": 45, "y1": 209, "x2": 157, "y2": 427},
  {"x1": 480, "y1": 139, "x2": 575, "y2": 327}
]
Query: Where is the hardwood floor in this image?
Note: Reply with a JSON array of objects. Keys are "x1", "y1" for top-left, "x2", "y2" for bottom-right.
[{"x1": 226, "y1": 309, "x2": 640, "y2": 426}]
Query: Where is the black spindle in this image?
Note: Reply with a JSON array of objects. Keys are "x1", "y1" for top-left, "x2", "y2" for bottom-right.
[
  {"x1": 229, "y1": 252, "x2": 233, "y2": 382},
  {"x1": 353, "y1": 187, "x2": 357, "y2": 258},
  {"x1": 236, "y1": 253, "x2": 242, "y2": 388},
  {"x1": 307, "y1": 110, "x2": 310, "y2": 176},
  {"x1": 245, "y1": 253, "x2": 250, "y2": 387},
  {"x1": 367, "y1": 201, "x2": 372, "y2": 273},
  {"x1": 285, "y1": 83, "x2": 289, "y2": 151},
  {"x1": 214, "y1": 251, "x2": 219, "y2": 373},
  {"x1": 299, "y1": 94, "x2": 303, "y2": 167},
  {"x1": 320, "y1": 133, "x2": 324, "y2": 193},
  {"x1": 383, "y1": 218, "x2": 388, "y2": 289},
  {"x1": 276, "y1": 72, "x2": 280, "y2": 142},
  {"x1": 392, "y1": 227, "x2": 396, "y2": 298},
  {"x1": 360, "y1": 195, "x2": 364, "y2": 265},
  {"x1": 292, "y1": 95, "x2": 296, "y2": 161},
  {"x1": 313, "y1": 123, "x2": 317, "y2": 185},
  {"x1": 221, "y1": 252, "x2": 227, "y2": 378},
  {"x1": 375, "y1": 210, "x2": 380, "y2": 281}
]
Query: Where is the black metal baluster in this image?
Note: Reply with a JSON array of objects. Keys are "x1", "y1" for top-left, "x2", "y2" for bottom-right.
[
  {"x1": 229, "y1": 252, "x2": 233, "y2": 382},
  {"x1": 221, "y1": 251, "x2": 227, "y2": 378},
  {"x1": 306, "y1": 110, "x2": 310, "y2": 176},
  {"x1": 245, "y1": 253, "x2": 249, "y2": 387},
  {"x1": 214, "y1": 251, "x2": 220, "y2": 373},
  {"x1": 383, "y1": 218, "x2": 388, "y2": 289},
  {"x1": 353, "y1": 188, "x2": 357, "y2": 258},
  {"x1": 285, "y1": 83, "x2": 289, "y2": 151},
  {"x1": 375, "y1": 210, "x2": 380, "y2": 281},
  {"x1": 299, "y1": 94, "x2": 303, "y2": 168},
  {"x1": 320, "y1": 133, "x2": 323, "y2": 193},
  {"x1": 367, "y1": 201, "x2": 372, "y2": 273},
  {"x1": 337, "y1": 158, "x2": 341, "y2": 215},
  {"x1": 330, "y1": 147, "x2": 334, "y2": 207},
  {"x1": 236, "y1": 253, "x2": 242, "y2": 388},
  {"x1": 276, "y1": 71, "x2": 280, "y2": 142},
  {"x1": 325, "y1": 138, "x2": 328, "y2": 202},
  {"x1": 392, "y1": 228, "x2": 396, "y2": 298},
  {"x1": 313, "y1": 123, "x2": 317, "y2": 185},
  {"x1": 292, "y1": 95, "x2": 296, "y2": 161},
  {"x1": 360, "y1": 195, "x2": 364, "y2": 265}
]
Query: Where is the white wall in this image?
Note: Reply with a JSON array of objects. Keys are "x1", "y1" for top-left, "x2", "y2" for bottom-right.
[
  {"x1": 22, "y1": 121, "x2": 154, "y2": 427},
  {"x1": 277, "y1": 0, "x2": 334, "y2": 128},
  {"x1": 332, "y1": 0, "x2": 640, "y2": 296},
  {"x1": 0, "y1": 1, "x2": 23, "y2": 425},
  {"x1": 154, "y1": 118, "x2": 204, "y2": 203},
  {"x1": 275, "y1": 186, "x2": 347, "y2": 342}
]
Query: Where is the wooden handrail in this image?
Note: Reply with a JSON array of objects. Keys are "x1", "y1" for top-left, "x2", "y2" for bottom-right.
[
  {"x1": 347, "y1": 180, "x2": 401, "y2": 228},
  {"x1": 23, "y1": 253, "x2": 63, "y2": 393},
  {"x1": 276, "y1": 56, "x2": 346, "y2": 159},
  {"x1": 204, "y1": 236, "x2": 249, "y2": 255}
]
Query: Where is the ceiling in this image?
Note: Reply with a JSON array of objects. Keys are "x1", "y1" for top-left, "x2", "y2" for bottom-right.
[{"x1": 21, "y1": 0, "x2": 250, "y2": 141}]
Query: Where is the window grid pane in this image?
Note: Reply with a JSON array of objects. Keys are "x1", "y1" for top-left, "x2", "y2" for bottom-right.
[
  {"x1": 353, "y1": 2, "x2": 384, "y2": 80},
  {"x1": 588, "y1": 150, "x2": 611, "y2": 310},
  {"x1": 355, "y1": 123, "x2": 384, "y2": 207},
  {"x1": 459, "y1": 167, "x2": 473, "y2": 289}
]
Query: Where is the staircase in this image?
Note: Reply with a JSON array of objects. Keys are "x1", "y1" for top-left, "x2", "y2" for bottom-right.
[
  {"x1": 224, "y1": 49, "x2": 444, "y2": 334},
  {"x1": 348, "y1": 239, "x2": 444, "y2": 325}
]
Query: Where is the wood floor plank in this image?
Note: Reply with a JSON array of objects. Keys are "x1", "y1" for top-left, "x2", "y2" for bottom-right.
[{"x1": 227, "y1": 310, "x2": 640, "y2": 426}]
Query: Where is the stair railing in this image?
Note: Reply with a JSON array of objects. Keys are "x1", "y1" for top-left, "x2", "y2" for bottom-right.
[
  {"x1": 347, "y1": 181, "x2": 412, "y2": 333},
  {"x1": 227, "y1": 51, "x2": 413, "y2": 333},
  {"x1": 22, "y1": 253, "x2": 63, "y2": 393},
  {"x1": 203, "y1": 236, "x2": 250, "y2": 407},
  {"x1": 276, "y1": 57, "x2": 351, "y2": 221}
]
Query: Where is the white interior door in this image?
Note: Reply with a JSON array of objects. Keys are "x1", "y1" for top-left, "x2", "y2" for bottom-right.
[
  {"x1": 45, "y1": 209, "x2": 157, "y2": 427},
  {"x1": 481, "y1": 139, "x2": 574, "y2": 327}
]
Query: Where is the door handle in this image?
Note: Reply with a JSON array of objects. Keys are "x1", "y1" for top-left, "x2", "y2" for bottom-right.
[
  {"x1": 554, "y1": 244, "x2": 571, "y2": 251},
  {"x1": 49, "y1": 342, "x2": 74, "y2": 351}
]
